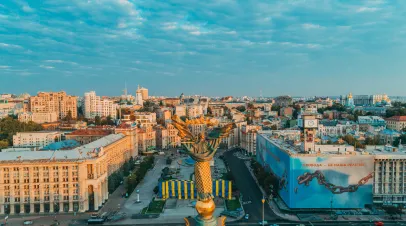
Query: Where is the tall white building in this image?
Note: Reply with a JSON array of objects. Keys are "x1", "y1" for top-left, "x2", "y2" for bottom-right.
[
  {"x1": 135, "y1": 89, "x2": 143, "y2": 106},
  {"x1": 84, "y1": 91, "x2": 117, "y2": 119}
]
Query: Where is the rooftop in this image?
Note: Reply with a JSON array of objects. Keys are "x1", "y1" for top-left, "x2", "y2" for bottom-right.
[
  {"x1": 67, "y1": 129, "x2": 112, "y2": 136},
  {"x1": 386, "y1": 116, "x2": 406, "y2": 121},
  {"x1": 0, "y1": 134, "x2": 125, "y2": 163}
]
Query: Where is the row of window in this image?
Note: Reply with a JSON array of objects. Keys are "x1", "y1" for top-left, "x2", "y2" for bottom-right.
[
  {"x1": 3, "y1": 177, "x2": 78, "y2": 184},
  {"x1": 1, "y1": 166, "x2": 78, "y2": 172},
  {"x1": 4, "y1": 195, "x2": 80, "y2": 203}
]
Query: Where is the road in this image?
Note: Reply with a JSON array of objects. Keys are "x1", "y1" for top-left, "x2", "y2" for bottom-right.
[
  {"x1": 223, "y1": 149, "x2": 278, "y2": 222},
  {"x1": 107, "y1": 222, "x2": 406, "y2": 226}
]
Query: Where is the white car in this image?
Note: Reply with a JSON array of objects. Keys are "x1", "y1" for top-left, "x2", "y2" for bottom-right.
[
  {"x1": 23, "y1": 220, "x2": 33, "y2": 225},
  {"x1": 244, "y1": 213, "x2": 249, "y2": 220}
]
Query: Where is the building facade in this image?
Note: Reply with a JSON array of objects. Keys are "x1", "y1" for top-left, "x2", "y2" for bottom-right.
[
  {"x1": 84, "y1": 91, "x2": 117, "y2": 119},
  {"x1": 137, "y1": 127, "x2": 156, "y2": 152},
  {"x1": 29, "y1": 92, "x2": 77, "y2": 120},
  {"x1": 0, "y1": 134, "x2": 132, "y2": 215},
  {"x1": 241, "y1": 125, "x2": 261, "y2": 155},
  {"x1": 13, "y1": 132, "x2": 63, "y2": 148},
  {"x1": 386, "y1": 116, "x2": 406, "y2": 131},
  {"x1": 65, "y1": 129, "x2": 113, "y2": 145},
  {"x1": 18, "y1": 112, "x2": 58, "y2": 124}
]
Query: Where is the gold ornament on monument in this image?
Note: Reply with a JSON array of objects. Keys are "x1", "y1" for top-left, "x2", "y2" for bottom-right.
[{"x1": 171, "y1": 115, "x2": 234, "y2": 226}]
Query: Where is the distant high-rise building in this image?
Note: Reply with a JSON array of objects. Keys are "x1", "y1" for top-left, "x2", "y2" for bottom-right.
[
  {"x1": 84, "y1": 91, "x2": 117, "y2": 119},
  {"x1": 135, "y1": 89, "x2": 143, "y2": 106},
  {"x1": 137, "y1": 85, "x2": 148, "y2": 100},
  {"x1": 29, "y1": 91, "x2": 77, "y2": 119}
]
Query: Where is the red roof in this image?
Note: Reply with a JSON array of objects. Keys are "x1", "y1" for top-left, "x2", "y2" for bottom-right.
[
  {"x1": 387, "y1": 116, "x2": 406, "y2": 121},
  {"x1": 67, "y1": 129, "x2": 111, "y2": 136}
]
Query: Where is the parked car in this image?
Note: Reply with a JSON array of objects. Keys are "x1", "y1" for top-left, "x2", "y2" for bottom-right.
[
  {"x1": 244, "y1": 213, "x2": 249, "y2": 220},
  {"x1": 23, "y1": 220, "x2": 33, "y2": 225}
]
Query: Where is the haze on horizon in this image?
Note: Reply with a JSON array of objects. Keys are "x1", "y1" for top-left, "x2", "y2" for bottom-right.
[{"x1": 1, "y1": 0, "x2": 406, "y2": 97}]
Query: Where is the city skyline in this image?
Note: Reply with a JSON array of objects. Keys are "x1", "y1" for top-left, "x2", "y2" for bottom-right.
[{"x1": 2, "y1": 1, "x2": 406, "y2": 96}]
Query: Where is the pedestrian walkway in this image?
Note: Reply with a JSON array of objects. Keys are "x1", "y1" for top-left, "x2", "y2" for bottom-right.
[
  {"x1": 124, "y1": 156, "x2": 165, "y2": 214},
  {"x1": 244, "y1": 160, "x2": 299, "y2": 221}
]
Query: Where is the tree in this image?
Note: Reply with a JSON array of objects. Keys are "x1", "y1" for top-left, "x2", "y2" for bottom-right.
[
  {"x1": 106, "y1": 115, "x2": 115, "y2": 126},
  {"x1": 153, "y1": 186, "x2": 159, "y2": 194},
  {"x1": 394, "y1": 134, "x2": 406, "y2": 147},
  {"x1": 64, "y1": 110, "x2": 73, "y2": 121},
  {"x1": 236, "y1": 106, "x2": 246, "y2": 112},
  {"x1": 270, "y1": 125, "x2": 277, "y2": 130},
  {"x1": 271, "y1": 105, "x2": 281, "y2": 112},
  {"x1": 0, "y1": 117, "x2": 42, "y2": 146},
  {"x1": 95, "y1": 116, "x2": 101, "y2": 125},
  {"x1": 207, "y1": 107, "x2": 213, "y2": 116},
  {"x1": 383, "y1": 205, "x2": 402, "y2": 219},
  {"x1": 0, "y1": 140, "x2": 8, "y2": 150},
  {"x1": 159, "y1": 100, "x2": 164, "y2": 107},
  {"x1": 247, "y1": 103, "x2": 254, "y2": 109}
]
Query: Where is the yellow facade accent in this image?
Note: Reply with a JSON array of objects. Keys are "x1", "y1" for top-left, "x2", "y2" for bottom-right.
[
  {"x1": 191, "y1": 182, "x2": 194, "y2": 199},
  {"x1": 166, "y1": 181, "x2": 169, "y2": 199},
  {"x1": 171, "y1": 181, "x2": 175, "y2": 198},
  {"x1": 162, "y1": 181, "x2": 166, "y2": 199},
  {"x1": 216, "y1": 180, "x2": 219, "y2": 196},
  {"x1": 222, "y1": 180, "x2": 225, "y2": 198},
  {"x1": 178, "y1": 180, "x2": 182, "y2": 199},
  {"x1": 228, "y1": 181, "x2": 232, "y2": 200},
  {"x1": 184, "y1": 181, "x2": 188, "y2": 199}
]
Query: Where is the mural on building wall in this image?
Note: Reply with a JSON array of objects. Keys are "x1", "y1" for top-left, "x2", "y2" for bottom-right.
[{"x1": 257, "y1": 135, "x2": 374, "y2": 209}]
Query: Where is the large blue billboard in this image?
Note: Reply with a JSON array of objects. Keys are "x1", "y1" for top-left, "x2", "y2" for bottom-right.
[{"x1": 257, "y1": 134, "x2": 374, "y2": 209}]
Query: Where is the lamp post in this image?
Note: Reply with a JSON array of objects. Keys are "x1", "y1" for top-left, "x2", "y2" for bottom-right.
[{"x1": 261, "y1": 198, "x2": 265, "y2": 225}]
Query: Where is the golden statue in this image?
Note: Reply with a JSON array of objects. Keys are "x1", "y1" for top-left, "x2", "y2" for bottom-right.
[{"x1": 171, "y1": 115, "x2": 234, "y2": 226}]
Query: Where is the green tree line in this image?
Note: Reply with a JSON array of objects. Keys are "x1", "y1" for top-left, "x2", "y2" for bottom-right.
[{"x1": 0, "y1": 117, "x2": 43, "y2": 149}]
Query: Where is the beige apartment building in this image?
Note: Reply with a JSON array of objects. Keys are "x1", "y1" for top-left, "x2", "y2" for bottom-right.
[
  {"x1": 13, "y1": 132, "x2": 63, "y2": 148},
  {"x1": 241, "y1": 125, "x2": 261, "y2": 155},
  {"x1": 133, "y1": 112, "x2": 157, "y2": 128},
  {"x1": 18, "y1": 112, "x2": 58, "y2": 124},
  {"x1": 155, "y1": 124, "x2": 181, "y2": 150},
  {"x1": 0, "y1": 134, "x2": 132, "y2": 215},
  {"x1": 137, "y1": 127, "x2": 156, "y2": 152},
  {"x1": 386, "y1": 116, "x2": 406, "y2": 131},
  {"x1": 29, "y1": 92, "x2": 77, "y2": 120}
]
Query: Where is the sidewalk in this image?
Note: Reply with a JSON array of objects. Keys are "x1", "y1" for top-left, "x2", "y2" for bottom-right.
[
  {"x1": 123, "y1": 156, "x2": 165, "y2": 214},
  {"x1": 244, "y1": 160, "x2": 300, "y2": 221}
]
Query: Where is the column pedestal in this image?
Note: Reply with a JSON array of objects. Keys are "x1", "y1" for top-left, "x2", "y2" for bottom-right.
[
  {"x1": 10, "y1": 204, "x2": 15, "y2": 215},
  {"x1": 49, "y1": 202, "x2": 54, "y2": 213},
  {"x1": 30, "y1": 203, "x2": 34, "y2": 214},
  {"x1": 59, "y1": 202, "x2": 64, "y2": 213},
  {"x1": 40, "y1": 203, "x2": 44, "y2": 213},
  {"x1": 20, "y1": 204, "x2": 25, "y2": 214},
  {"x1": 69, "y1": 202, "x2": 73, "y2": 212}
]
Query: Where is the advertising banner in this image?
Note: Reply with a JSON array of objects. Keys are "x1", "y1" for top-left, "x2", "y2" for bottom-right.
[{"x1": 257, "y1": 134, "x2": 374, "y2": 209}]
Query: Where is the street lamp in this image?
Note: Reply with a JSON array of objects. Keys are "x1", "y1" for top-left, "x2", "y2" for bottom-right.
[{"x1": 261, "y1": 198, "x2": 265, "y2": 225}]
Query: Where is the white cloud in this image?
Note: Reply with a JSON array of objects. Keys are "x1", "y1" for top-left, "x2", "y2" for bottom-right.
[
  {"x1": 22, "y1": 5, "x2": 35, "y2": 13},
  {"x1": 162, "y1": 22, "x2": 177, "y2": 30},
  {"x1": 44, "y1": 60, "x2": 63, "y2": 63},
  {"x1": 39, "y1": 65, "x2": 55, "y2": 69},
  {"x1": 0, "y1": 66, "x2": 10, "y2": 69},
  {"x1": 356, "y1": 7, "x2": 380, "y2": 13},
  {"x1": 224, "y1": 30, "x2": 237, "y2": 35},
  {"x1": 302, "y1": 23, "x2": 323, "y2": 29},
  {"x1": 0, "y1": 43, "x2": 23, "y2": 49}
]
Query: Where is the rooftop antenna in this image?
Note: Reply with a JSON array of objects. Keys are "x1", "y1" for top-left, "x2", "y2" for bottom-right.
[{"x1": 260, "y1": 89, "x2": 263, "y2": 100}]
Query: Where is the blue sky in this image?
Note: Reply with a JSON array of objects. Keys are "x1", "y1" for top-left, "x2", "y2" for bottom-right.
[{"x1": 1, "y1": 0, "x2": 406, "y2": 97}]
